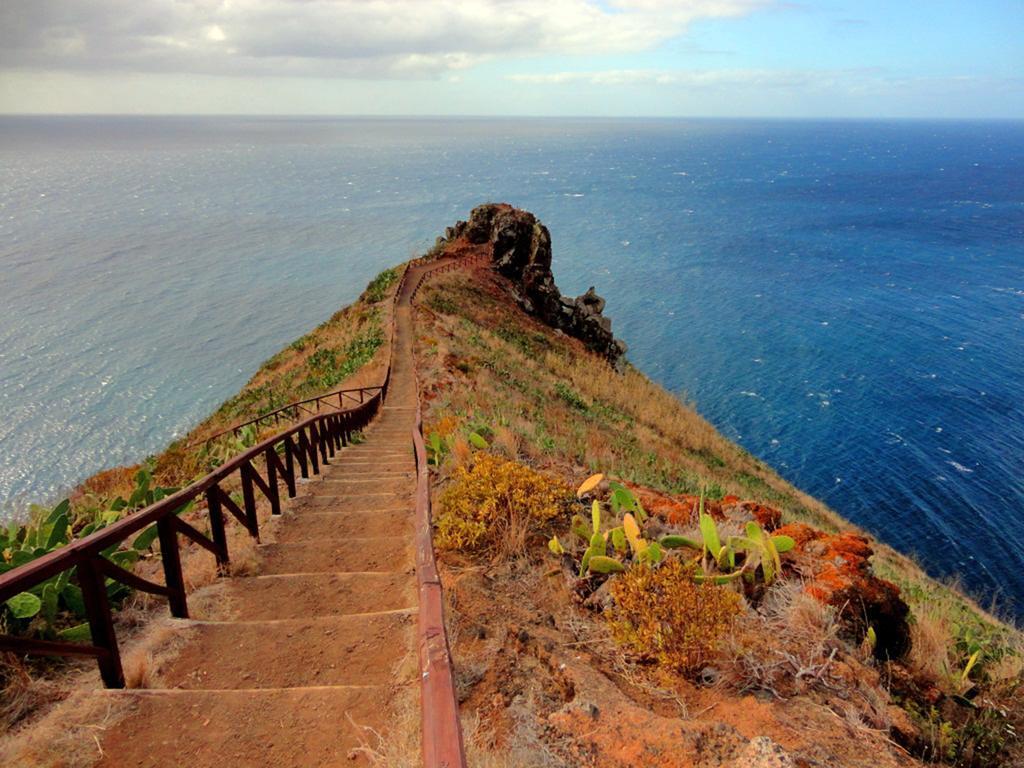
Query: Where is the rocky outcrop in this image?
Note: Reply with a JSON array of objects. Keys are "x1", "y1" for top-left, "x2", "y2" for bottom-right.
[
  {"x1": 775, "y1": 522, "x2": 911, "y2": 661},
  {"x1": 441, "y1": 203, "x2": 628, "y2": 368}
]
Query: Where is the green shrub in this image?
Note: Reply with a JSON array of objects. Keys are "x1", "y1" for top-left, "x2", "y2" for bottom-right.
[
  {"x1": 555, "y1": 382, "x2": 588, "y2": 411},
  {"x1": 1, "y1": 468, "x2": 189, "y2": 641},
  {"x1": 364, "y1": 268, "x2": 397, "y2": 303}
]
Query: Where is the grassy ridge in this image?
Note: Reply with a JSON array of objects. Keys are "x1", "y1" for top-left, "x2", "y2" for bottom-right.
[{"x1": 414, "y1": 264, "x2": 1022, "y2": 764}]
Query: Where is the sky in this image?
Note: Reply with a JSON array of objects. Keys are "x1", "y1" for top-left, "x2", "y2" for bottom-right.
[{"x1": 0, "y1": 0, "x2": 1021, "y2": 118}]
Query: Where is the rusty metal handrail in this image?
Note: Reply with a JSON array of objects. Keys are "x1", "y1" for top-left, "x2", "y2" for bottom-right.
[
  {"x1": 412, "y1": 389, "x2": 467, "y2": 767},
  {"x1": 406, "y1": 255, "x2": 474, "y2": 767},
  {"x1": 0, "y1": 263, "x2": 412, "y2": 688}
]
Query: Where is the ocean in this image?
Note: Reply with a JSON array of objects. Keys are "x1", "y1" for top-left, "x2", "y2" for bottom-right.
[{"x1": 1, "y1": 116, "x2": 1022, "y2": 616}]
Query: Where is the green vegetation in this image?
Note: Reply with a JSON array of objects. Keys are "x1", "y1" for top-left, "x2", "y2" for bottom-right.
[
  {"x1": 554, "y1": 382, "x2": 588, "y2": 411},
  {"x1": 363, "y1": 267, "x2": 398, "y2": 303},
  {"x1": 551, "y1": 479, "x2": 794, "y2": 588},
  {"x1": 550, "y1": 476, "x2": 663, "y2": 576},
  {"x1": 1, "y1": 468, "x2": 189, "y2": 641},
  {"x1": 306, "y1": 330, "x2": 384, "y2": 391},
  {"x1": 675, "y1": 492, "x2": 796, "y2": 586}
]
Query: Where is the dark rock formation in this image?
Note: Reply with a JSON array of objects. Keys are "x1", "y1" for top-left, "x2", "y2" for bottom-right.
[{"x1": 443, "y1": 203, "x2": 627, "y2": 368}]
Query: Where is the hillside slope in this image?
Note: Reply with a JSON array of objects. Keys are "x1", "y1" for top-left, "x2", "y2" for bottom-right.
[{"x1": 413, "y1": 205, "x2": 1022, "y2": 767}]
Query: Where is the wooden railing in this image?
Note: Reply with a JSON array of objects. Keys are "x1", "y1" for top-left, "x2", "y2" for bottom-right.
[
  {"x1": 412, "y1": 373, "x2": 467, "y2": 767},
  {"x1": 197, "y1": 384, "x2": 384, "y2": 446},
  {"x1": 0, "y1": 265, "x2": 410, "y2": 689},
  {"x1": 0, "y1": 387, "x2": 386, "y2": 688}
]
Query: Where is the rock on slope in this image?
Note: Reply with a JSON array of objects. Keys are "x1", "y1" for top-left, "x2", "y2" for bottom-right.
[{"x1": 439, "y1": 202, "x2": 629, "y2": 368}]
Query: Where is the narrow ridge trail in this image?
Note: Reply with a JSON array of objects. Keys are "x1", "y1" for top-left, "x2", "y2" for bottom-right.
[{"x1": 92, "y1": 260, "x2": 451, "y2": 767}]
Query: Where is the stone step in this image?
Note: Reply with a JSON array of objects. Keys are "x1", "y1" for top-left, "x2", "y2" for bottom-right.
[
  {"x1": 316, "y1": 463, "x2": 406, "y2": 476},
  {"x1": 258, "y1": 538, "x2": 412, "y2": 575},
  {"x1": 353, "y1": 443, "x2": 410, "y2": 450},
  {"x1": 273, "y1": 507, "x2": 412, "y2": 543},
  {"x1": 157, "y1": 611, "x2": 414, "y2": 690},
  {"x1": 192, "y1": 572, "x2": 415, "y2": 621},
  {"x1": 321, "y1": 464, "x2": 414, "y2": 476},
  {"x1": 96, "y1": 686, "x2": 403, "y2": 767},
  {"x1": 304, "y1": 488, "x2": 414, "y2": 503},
  {"x1": 316, "y1": 477, "x2": 414, "y2": 492},
  {"x1": 292, "y1": 495, "x2": 414, "y2": 512}
]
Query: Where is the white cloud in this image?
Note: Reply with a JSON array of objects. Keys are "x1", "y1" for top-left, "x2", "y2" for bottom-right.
[
  {"x1": 204, "y1": 25, "x2": 226, "y2": 43},
  {"x1": 0, "y1": 0, "x2": 766, "y2": 79}
]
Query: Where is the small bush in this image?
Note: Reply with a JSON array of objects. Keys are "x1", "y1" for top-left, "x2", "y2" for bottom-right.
[
  {"x1": 306, "y1": 330, "x2": 384, "y2": 390},
  {"x1": 609, "y1": 558, "x2": 743, "y2": 675},
  {"x1": 435, "y1": 453, "x2": 572, "y2": 552},
  {"x1": 428, "y1": 294, "x2": 459, "y2": 314},
  {"x1": 554, "y1": 382, "x2": 588, "y2": 411},
  {"x1": 364, "y1": 268, "x2": 398, "y2": 303}
]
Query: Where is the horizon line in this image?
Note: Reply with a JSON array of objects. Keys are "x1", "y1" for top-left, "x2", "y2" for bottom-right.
[{"x1": 1, "y1": 113, "x2": 1022, "y2": 122}]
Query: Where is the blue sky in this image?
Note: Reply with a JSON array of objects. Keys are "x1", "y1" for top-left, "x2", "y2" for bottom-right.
[{"x1": 1, "y1": 0, "x2": 1021, "y2": 117}]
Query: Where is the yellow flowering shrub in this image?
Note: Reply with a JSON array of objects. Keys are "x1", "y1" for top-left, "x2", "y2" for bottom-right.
[
  {"x1": 435, "y1": 453, "x2": 572, "y2": 551},
  {"x1": 432, "y1": 414, "x2": 461, "y2": 439},
  {"x1": 609, "y1": 558, "x2": 743, "y2": 675}
]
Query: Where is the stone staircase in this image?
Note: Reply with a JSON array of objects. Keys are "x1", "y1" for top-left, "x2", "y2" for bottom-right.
[{"x1": 94, "y1": 292, "x2": 424, "y2": 766}]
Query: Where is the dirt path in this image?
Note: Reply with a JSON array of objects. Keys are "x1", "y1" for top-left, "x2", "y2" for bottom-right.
[{"x1": 91, "y1": 262, "x2": 442, "y2": 767}]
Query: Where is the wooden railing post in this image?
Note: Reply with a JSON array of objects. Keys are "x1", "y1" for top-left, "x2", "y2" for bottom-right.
[
  {"x1": 157, "y1": 517, "x2": 188, "y2": 618},
  {"x1": 283, "y1": 437, "x2": 298, "y2": 496},
  {"x1": 78, "y1": 556, "x2": 125, "y2": 689},
  {"x1": 305, "y1": 426, "x2": 320, "y2": 474},
  {"x1": 296, "y1": 429, "x2": 311, "y2": 478},
  {"x1": 312, "y1": 422, "x2": 328, "y2": 466},
  {"x1": 326, "y1": 417, "x2": 337, "y2": 459},
  {"x1": 240, "y1": 463, "x2": 261, "y2": 541},
  {"x1": 206, "y1": 486, "x2": 229, "y2": 571},
  {"x1": 264, "y1": 448, "x2": 282, "y2": 515}
]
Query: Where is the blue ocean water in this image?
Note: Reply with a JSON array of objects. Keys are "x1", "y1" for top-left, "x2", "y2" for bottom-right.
[{"x1": 1, "y1": 116, "x2": 1022, "y2": 616}]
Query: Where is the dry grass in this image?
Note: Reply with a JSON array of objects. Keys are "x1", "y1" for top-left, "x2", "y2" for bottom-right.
[
  {"x1": 450, "y1": 436, "x2": 472, "y2": 469},
  {"x1": 0, "y1": 617, "x2": 190, "y2": 761},
  {"x1": 907, "y1": 609, "x2": 955, "y2": 686},
  {"x1": 0, "y1": 690, "x2": 131, "y2": 768},
  {"x1": 119, "y1": 619, "x2": 193, "y2": 690},
  {"x1": 352, "y1": 691, "x2": 562, "y2": 768},
  {"x1": 415, "y1": 270, "x2": 845, "y2": 535},
  {"x1": 415, "y1": 264, "x2": 1024, "y2": 714},
  {"x1": 121, "y1": 652, "x2": 155, "y2": 690},
  {"x1": 461, "y1": 710, "x2": 568, "y2": 768},
  {"x1": 74, "y1": 466, "x2": 140, "y2": 508},
  {"x1": 725, "y1": 581, "x2": 844, "y2": 700},
  {"x1": 349, "y1": 645, "x2": 421, "y2": 768},
  {"x1": 493, "y1": 426, "x2": 520, "y2": 459},
  {"x1": 0, "y1": 653, "x2": 72, "y2": 735}
]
